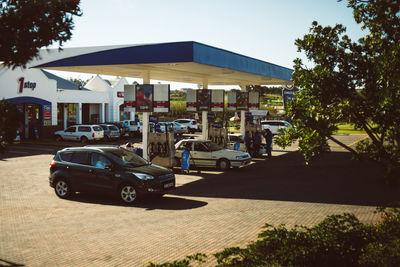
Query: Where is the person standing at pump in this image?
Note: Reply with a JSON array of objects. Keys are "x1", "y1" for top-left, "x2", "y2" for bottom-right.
[
  {"x1": 244, "y1": 131, "x2": 252, "y2": 154},
  {"x1": 263, "y1": 129, "x2": 273, "y2": 158},
  {"x1": 253, "y1": 131, "x2": 262, "y2": 157}
]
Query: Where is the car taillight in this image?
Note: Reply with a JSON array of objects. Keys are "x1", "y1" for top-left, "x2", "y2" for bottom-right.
[
  {"x1": 49, "y1": 160, "x2": 58, "y2": 168},
  {"x1": 192, "y1": 121, "x2": 196, "y2": 125}
]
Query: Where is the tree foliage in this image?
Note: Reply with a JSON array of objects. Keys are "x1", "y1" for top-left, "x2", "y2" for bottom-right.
[
  {"x1": 147, "y1": 207, "x2": 400, "y2": 266},
  {"x1": 275, "y1": 0, "x2": 400, "y2": 182},
  {"x1": 0, "y1": 99, "x2": 23, "y2": 143},
  {"x1": 0, "y1": 0, "x2": 82, "y2": 68}
]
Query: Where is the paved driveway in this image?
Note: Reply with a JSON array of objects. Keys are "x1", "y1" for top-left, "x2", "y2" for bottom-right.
[{"x1": 1, "y1": 135, "x2": 399, "y2": 266}]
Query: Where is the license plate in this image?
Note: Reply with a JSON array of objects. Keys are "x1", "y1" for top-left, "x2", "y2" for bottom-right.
[{"x1": 164, "y1": 182, "x2": 174, "y2": 189}]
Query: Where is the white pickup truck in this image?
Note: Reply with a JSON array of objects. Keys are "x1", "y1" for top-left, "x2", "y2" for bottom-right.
[
  {"x1": 260, "y1": 120, "x2": 292, "y2": 135},
  {"x1": 122, "y1": 120, "x2": 140, "y2": 137}
]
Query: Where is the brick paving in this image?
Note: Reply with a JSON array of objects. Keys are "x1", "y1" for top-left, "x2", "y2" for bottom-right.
[{"x1": 1, "y1": 135, "x2": 399, "y2": 266}]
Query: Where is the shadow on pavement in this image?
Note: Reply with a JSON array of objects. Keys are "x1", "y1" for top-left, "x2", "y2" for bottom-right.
[
  {"x1": 67, "y1": 192, "x2": 208, "y2": 210},
  {"x1": 0, "y1": 258, "x2": 25, "y2": 266},
  {"x1": 171, "y1": 151, "x2": 400, "y2": 207}
]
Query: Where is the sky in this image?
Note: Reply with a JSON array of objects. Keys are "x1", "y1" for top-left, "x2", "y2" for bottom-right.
[{"x1": 48, "y1": 0, "x2": 366, "y2": 89}]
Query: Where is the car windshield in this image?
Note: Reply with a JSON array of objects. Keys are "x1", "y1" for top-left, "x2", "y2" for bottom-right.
[
  {"x1": 93, "y1": 126, "x2": 103, "y2": 131},
  {"x1": 103, "y1": 148, "x2": 149, "y2": 167}
]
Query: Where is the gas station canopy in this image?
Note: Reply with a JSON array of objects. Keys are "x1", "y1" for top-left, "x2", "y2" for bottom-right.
[{"x1": 32, "y1": 41, "x2": 293, "y2": 85}]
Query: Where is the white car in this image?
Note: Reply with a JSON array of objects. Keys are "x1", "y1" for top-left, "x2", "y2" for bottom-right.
[
  {"x1": 260, "y1": 120, "x2": 292, "y2": 135},
  {"x1": 175, "y1": 139, "x2": 252, "y2": 171},
  {"x1": 54, "y1": 125, "x2": 104, "y2": 143},
  {"x1": 122, "y1": 120, "x2": 140, "y2": 137},
  {"x1": 173, "y1": 119, "x2": 199, "y2": 134}
]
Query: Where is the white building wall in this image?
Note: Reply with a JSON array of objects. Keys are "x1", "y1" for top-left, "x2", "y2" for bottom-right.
[
  {"x1": 0, "y1": 65, "x2": 128, "y2": 131},
  {"x1": 0, "y1": 66, "x2": 58, "y2": 126}
]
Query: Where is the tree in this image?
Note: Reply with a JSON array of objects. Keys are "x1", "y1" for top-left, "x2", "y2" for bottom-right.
[
  {"x1": 275, "y1": 0, "x2": 400, "y2": 183},
  {"x1": 69, "y1": 77, "x2": 88, "y2": 89},
  {"x1": 0, "y1": 0, "x2": 82, "y2": 69},
  {"x1": 0, "y1": 99, "x2": 23, "y2": 143}
]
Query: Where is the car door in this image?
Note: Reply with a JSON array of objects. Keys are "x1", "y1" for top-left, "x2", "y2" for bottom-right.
[
  {"x1": 192, "y1": 142, "x2": 214, "y2": 167},
  {"x1": 63, "y1": 126, "x2": 76, "y2": 141},
  {"x1": 89, "y1": 153, "x2": 116, "y2": 191},
  {"x1": 68, "y1": 151, "x2": 96, "y2": 192}
]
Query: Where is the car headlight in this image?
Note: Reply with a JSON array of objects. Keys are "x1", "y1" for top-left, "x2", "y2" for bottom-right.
[
  {"x1": 126, "y1": 172, "x2": 154, "y2": 180},
  {"x1": 236, "y1": 154, "x2": 250, "y2": 160}
]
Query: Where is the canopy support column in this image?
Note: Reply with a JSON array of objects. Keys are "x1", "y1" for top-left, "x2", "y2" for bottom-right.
[
  {"x1": 240, "y1": 84, "x2": 247, "y2": 136},
  {"x1": 142, "y1": 71, "x2": 150, "y2": 160},
  {"x1": 202, "y1": 78, "x2": 208, "y2": 140}
]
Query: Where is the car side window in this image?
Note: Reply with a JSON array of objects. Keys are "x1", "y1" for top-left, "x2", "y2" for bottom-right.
[
  {"x1": 70, "y1": 152, "x2": 90, "y2": 165},
  {"x1": 78, "y1": 126, "x2": 91, "y2": 132},
  {"x1": 194, "y1": 142, "x2": 208, "y2": 152},
  {"x1": 65, "y1": 127, "x2": 76, "y2": 133},
  {"x1": 60, "y1": 151, "x2": 73, "y2": 162},
  {"x1": 90, "y1": 153, "x2": 111, "y2": 169}
]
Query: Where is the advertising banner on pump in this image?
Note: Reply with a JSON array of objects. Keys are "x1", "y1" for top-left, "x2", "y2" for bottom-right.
[
  {"x1": 186, "y1": 89, "x2": 197, "y2": 111},
  {"x1": 136, "y1": 84, "x2": 153, "y2": 112},
  {"x1": 248, "y1": 91, "x2": 260, "y2": 110},
  {"x1": 124, "y1": 84, "x2": 136, "y2": 112},
  {"x1": 153, "y1": 84, "x2": 170, "y2": 113},
  {"x1": 236, "y1": 92, "x2": 249, "y2": 111},
  {"x1": 227, "y1": 91, "x2": 237, "y2": 111},
  {"x1": 211, "y1": 90, "x2": 224, "y2": 112},
  {"x1": 197, "y1": 89, "x2": 211, "y2": 111}
]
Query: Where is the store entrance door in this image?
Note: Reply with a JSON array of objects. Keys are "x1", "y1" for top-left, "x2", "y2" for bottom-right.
[{"x1": 24, "y1": 104, "x2": 41, "y2": 139}]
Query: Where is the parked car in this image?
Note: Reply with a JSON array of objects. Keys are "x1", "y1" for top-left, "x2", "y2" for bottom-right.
[
  {"x1": 227, "y1": 133, "x2": 267, "y2": 156},
  {"x1": 170, "y1": 122, "x2": 188, "y2": 135},
  {"x1": 122, "y1": 120, "x2": 140, "y2": 137},
  {"x1": 156, "y1": 122, "x2": 174, "y2": 133},
  {"x1": 260, "y1": 120, "x2": 292, "y2": 135},
  {"x1": 109, "y1": 121, "x2": 129, "y2": 137},
  {"x1": 49, "y1": 146, "x2": 175, "y2": 204},
  {"x1": 174, "y1": 139, "x2": 252, "y2": 171},
  {"x1": 99, "y1": 124, "x2": 121, "y2": 141},
  {"x1": 173, "y1": 119, "x2": 199, "y2": 134},
  {"x1": 54, "y1": 125, "x2": 104, "y2": 143}
]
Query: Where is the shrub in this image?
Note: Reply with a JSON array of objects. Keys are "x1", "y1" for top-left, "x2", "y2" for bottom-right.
[{"x1": 147, "y1": 207, "x2": 400, "y2": 267}]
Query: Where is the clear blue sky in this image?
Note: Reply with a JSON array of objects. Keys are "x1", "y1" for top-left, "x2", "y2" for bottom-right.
[{"x1": 50, "y1": 0, "x2": 366, "y2": 88}]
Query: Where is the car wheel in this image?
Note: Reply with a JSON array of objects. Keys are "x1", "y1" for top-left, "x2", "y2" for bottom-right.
[
  {"x1": 55, "y1": 135, "x2": 62, "y2": 142},
  {"x1": 217, "y1": 158, "x2": 230, "y2": 171},
  {"x1": 81, "y1": 136, "x2": 88, "y2": 144},
  {"x1": 54, "y1": 178, "x2": 72, "y2": 199},
  {"x1": 119, "y1": 184, "x2": 138, "y2": 204}
]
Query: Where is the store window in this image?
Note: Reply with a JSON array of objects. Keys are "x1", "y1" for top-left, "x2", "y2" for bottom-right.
[{"x1": 67, "y1": 104, "x2": 77, "y2": 126}]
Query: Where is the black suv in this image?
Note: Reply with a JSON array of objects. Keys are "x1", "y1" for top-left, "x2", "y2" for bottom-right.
[{"x1": 49, "y1": 146, "x2": 175, "y2": 204}]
